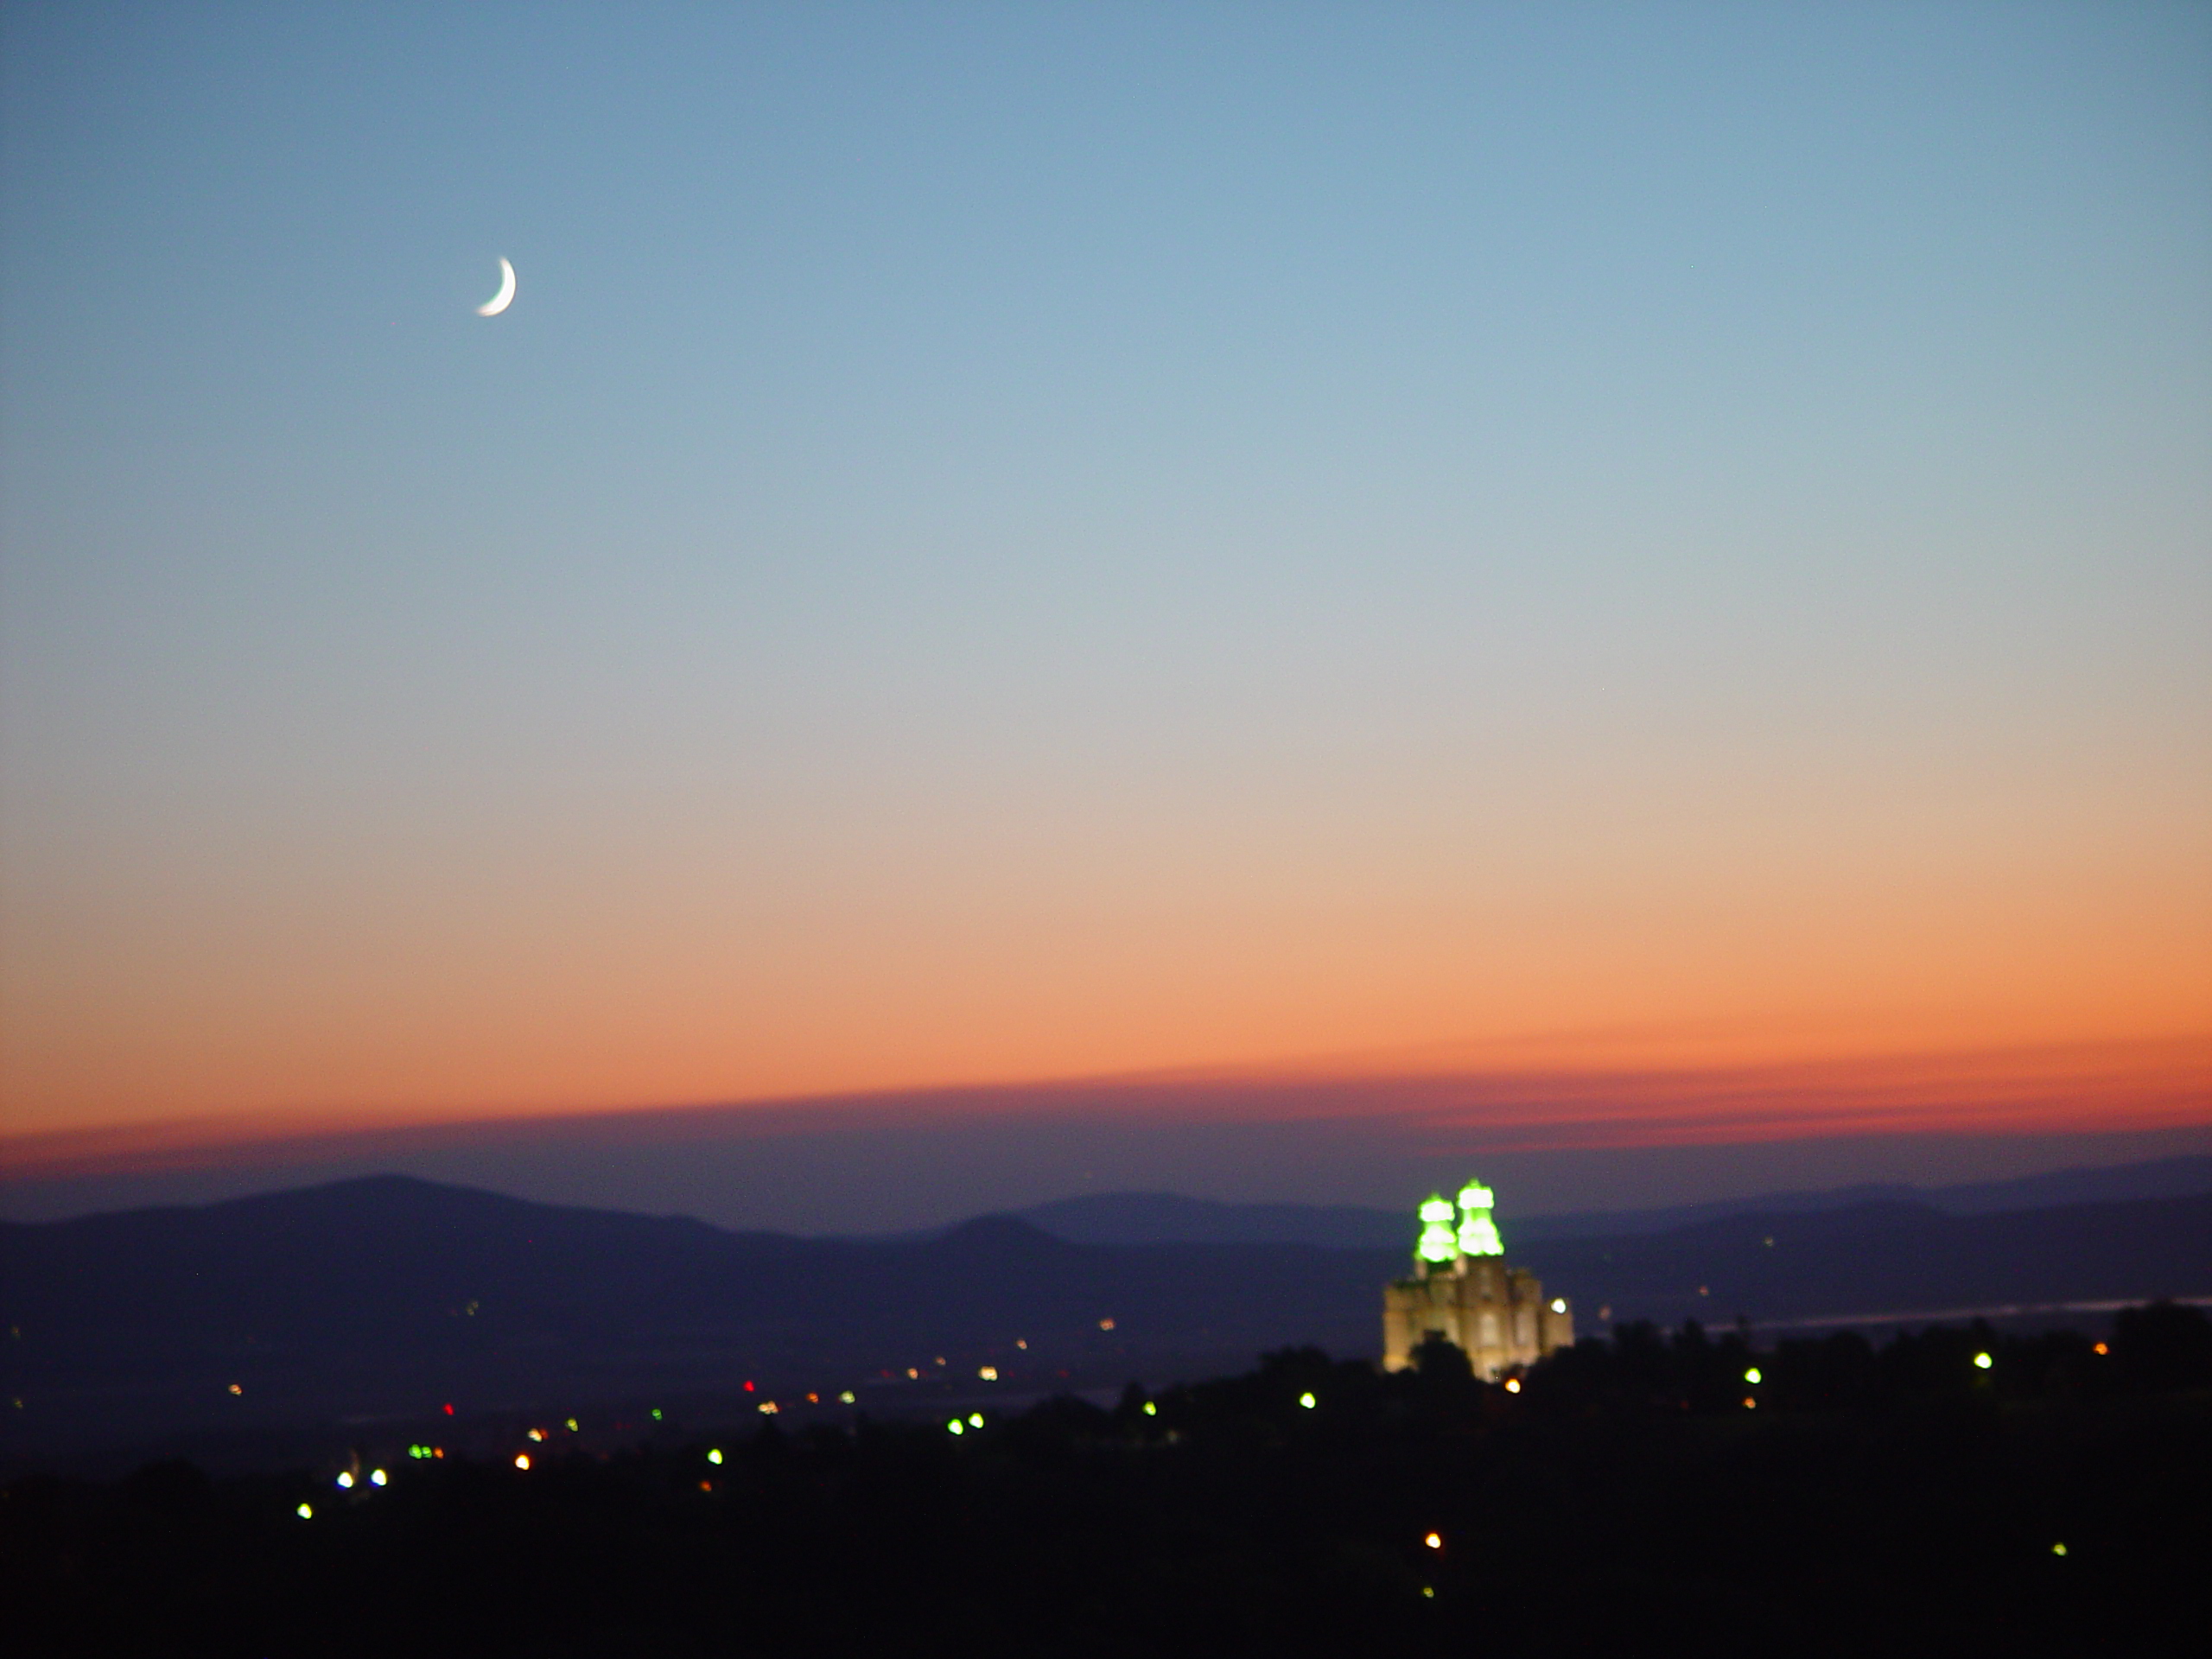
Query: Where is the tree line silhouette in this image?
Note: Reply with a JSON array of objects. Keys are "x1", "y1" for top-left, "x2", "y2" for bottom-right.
[{"x1": 6, "y1": 1304, "x2": 2207, "y2": 1656}]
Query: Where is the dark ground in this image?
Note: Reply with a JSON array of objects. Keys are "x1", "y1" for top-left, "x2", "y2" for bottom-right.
[{"x1": 6, "y1": 1303, "x2": 2208, "y2": 1657}]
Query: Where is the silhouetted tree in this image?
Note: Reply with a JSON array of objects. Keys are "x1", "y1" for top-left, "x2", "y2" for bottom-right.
[{"x1": 2113, "y1": 1300, "x2": 2212, "y2": 1392}]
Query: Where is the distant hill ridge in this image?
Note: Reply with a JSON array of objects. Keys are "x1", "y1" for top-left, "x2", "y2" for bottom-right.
[
  {"x1": 3, "y1": 1173, "x2": 2208, "y2": 1467},
  {"x1": 1014, "y1": 1154, "x2": 2212, "y2": 1249}
]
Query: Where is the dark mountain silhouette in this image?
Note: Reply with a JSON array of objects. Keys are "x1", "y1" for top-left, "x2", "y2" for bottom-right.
[
  {"x1": 3, "y1": 1174, "x2": 2206, "y2": 1464},
  {"x1": 0, "y1": 1176, "x2": 1392, "y2": 1460},
  {"x1": 1017, "y1": 1153, "x2": 2212, "y2": 1247},
  {"x1": 1529, "y1": 1193, "x2": 2212, "y2": 1328},
  {"x1": 1014, "y1": 1191, "x2": 1414, "y2": 1249}
]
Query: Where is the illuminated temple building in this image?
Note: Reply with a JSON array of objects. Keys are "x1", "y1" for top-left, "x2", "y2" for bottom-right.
[{"x1": 1381, "y1": 1180, "x2": 1573, "y2": 1378}]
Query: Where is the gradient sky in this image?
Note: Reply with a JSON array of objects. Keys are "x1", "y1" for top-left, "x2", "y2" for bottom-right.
[{"x1": 3, "y1": 3, "x2": 2208, "y2": 1198}]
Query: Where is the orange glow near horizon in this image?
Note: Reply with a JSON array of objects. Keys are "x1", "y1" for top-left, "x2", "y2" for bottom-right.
[
  {"x1": 6, "y1": 791, "x2": 2209, "y2": 1148},
  {"x1": 3, "y1": 1033, "x2": 2205, "y2": 1182}
]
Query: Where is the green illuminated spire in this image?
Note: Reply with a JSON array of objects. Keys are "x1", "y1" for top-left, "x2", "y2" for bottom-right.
[
  {"x1": 1415, "y1": 1194, "x2": 1459, "y2": 1266},
  {"x1": 1456, "y1": 1179, "x2": 1503, "y2": 1256}
]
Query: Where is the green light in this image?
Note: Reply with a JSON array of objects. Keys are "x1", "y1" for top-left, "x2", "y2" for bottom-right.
[
  {"x1": 1454, "y1": 1177, "x2": 1504, "y2": 1256},
  {"x1": 1455, "y1": 1213, "x2": 1503, "y2": 1257},
  {"x1": 651, "y1": 1408, "x2": 663, "y2": 1421},
  {"x1": 296, "y1": 1503, "x2": 313, "y2": 1520},
  {"x1": 1142, "y1": 1402, "x2": 1157, "y2": 1416},
  {"x1": 946, "y1": 1419, "x2": 965, "y2": 1435},
  {"x1": 1744, "y1": 1367, "x2": 1762, "y2": 1385},
  {"x1": 968, "y1": 1413, "x2": 984, "y2": 1427},
  {"x1": 1974, "y1": 1352, "x2": 1993, "y2": 1370},
  {"x1": 1415, "y1": 1193, "x2": 1459, "y2": 1263},
  {"x1": 2051, "y1": 1542, "x2": 2067, "y2": 1557},
  {"x1": 1298, "y1": 1392, "x2": 1316, "y2": 1409},
  {"x1": 707, "y1": 1448, "x2": 722, "y2": 1465}
]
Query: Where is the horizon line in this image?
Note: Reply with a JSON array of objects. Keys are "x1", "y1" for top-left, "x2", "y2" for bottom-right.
[{"x1": 7, "y1": 1031, "x2": 2206, "y2": 1183}]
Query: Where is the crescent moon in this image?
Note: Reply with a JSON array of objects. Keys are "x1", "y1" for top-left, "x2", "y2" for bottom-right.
[{"x1": 477, "y1": 257, "x2": 515, "y2": 317}]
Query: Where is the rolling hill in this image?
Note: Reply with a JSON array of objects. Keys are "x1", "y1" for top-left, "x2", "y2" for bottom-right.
[{"x1": 3, "y1": 1174, "x2": 2206, "y2": 1465}]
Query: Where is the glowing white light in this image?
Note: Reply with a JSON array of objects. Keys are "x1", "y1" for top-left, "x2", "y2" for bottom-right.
[
  {"x1": 477, "y1": 257, "x2": 516, "y2": 316},
  {"x1": 947, "y1": 1420, "x2": 965, "y2": 1435},
  {"x1": 1974, "y1": 1352, "x2": 1993, "y2": 1370},
  {"x1": 979, "y1": 1366, "x2": 998, "y2": 1382},
  {"x1": 1298, "y1": 1392, "x2": 1316, "y2": 1409},
  {"x1": 1423, "y1": 1532, "x2": 1442, "y2": 1550},
  {"x1": 1504, "y1": 1378, "x2": 1522, "y2": 1394},
  {"x1": 335, "y1": 1471, "x2": 353, "y2": 1489},
  {"x1": 513, "y1": 1453, "x2": 531, "y2": 1471},
  {"x1": 968, "y1": 1413, "x2": 983, "y2": 1427},
  {"x1": 1454, "y1": 1182, "x2": 1505, "y2": 1257},
  {"x1": 707, "y1": 1449, "x2": 723, "y2": 1465},
  {"x1": 1745, "y1": 1368, "x2": 1762, "y2": 1385},
  {"x1": 296, "y1": 1503, "x2": 313, "y2": 1519},
  {"x1": 1417, "y1": 1194, "x2": 1462, "y2": 1262},
  {"x1": 1550, "y1": 1299, "x2": 1566, "y2": 1313},
  {"x1": 1143, "y1": 1402, "x2": 1158, "y2": 1416},
  {"x1": 370, "y1": 1470, "x2": 387, "y2": 1487},
  {"x1": 759, "y1": 1401, "x2": 779, "y2": 1414}
]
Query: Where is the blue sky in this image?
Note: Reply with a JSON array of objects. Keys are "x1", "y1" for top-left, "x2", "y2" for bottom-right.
[{"x1": 3, "y1": 4, "x2": 2207, "y2": 1216}]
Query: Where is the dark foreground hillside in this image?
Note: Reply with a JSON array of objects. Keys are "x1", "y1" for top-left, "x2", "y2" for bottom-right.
[{"x1": 8, "y1": 1305, "x2": 2208, "y2": 1658}]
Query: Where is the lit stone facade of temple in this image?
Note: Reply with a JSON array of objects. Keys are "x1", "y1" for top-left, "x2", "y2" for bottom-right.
[{"x1": 1381, "y1": 1181, "x2": 1573, "y2": 1378}]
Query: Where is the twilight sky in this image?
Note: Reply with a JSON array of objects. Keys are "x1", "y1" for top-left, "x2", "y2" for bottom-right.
[{"x1": 3, "y1": 3, "x2": 2208, "y2": 1220}]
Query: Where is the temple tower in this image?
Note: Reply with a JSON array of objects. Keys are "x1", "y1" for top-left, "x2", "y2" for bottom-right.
[{"x1": 1382, "y1": 1179, "x2": 1573, "y2": 1377}]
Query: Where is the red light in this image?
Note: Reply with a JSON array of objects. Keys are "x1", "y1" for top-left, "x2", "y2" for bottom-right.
[
  {"x1": 743, "y1": 1380, "x2": 754, "y2": 1392},
  {"x1": 442, "y1": 1403, "x2": 454, "y2": 1415}
]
